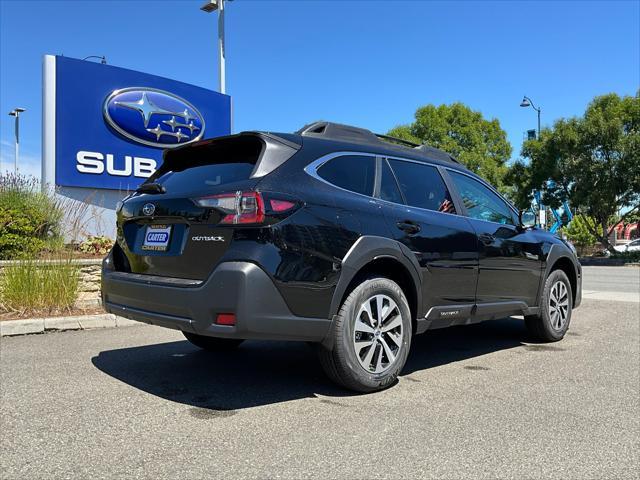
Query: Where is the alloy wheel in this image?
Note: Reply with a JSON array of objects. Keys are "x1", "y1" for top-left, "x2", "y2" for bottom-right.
[
  {"x1": 548, "y1": 280, "x2": 569, "y2": 331},
  {"x1": 353, "y1": 294, "x2": 404, "y2": 374}
]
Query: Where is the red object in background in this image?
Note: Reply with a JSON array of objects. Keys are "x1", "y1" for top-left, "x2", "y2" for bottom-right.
[
  {"x1": 624, "y1": 223, "x2": 638, "y2": 240},
  {"x1": 610, "y1": 222, "x2": 639, "y2": 241}
]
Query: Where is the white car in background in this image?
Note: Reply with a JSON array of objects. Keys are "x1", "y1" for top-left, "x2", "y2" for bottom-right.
[{"x1": 614, "y1": 239, "x2": 640, "y2": 253}]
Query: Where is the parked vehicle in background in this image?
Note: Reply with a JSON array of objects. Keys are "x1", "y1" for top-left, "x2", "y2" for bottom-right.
[
  {"x1": 614, "y1": 239, "x2": 640, "y2": 253},
  {"x1": 102, "y1": 122, "x2": 582, "y2": 392}
]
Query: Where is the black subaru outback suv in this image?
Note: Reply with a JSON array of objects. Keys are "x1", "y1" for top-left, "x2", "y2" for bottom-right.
[{"x1": 102, "y1": 121, "x2": 581, "y2": 392}]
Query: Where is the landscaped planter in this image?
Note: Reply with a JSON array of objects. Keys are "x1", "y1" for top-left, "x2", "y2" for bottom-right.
[{"x1": 0, "y1": 258, "x2": 103, "y2": 310}]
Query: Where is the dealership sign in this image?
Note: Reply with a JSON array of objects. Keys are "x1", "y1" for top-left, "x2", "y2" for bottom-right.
[
  {"x1": 103, "y1": 88, "x2": 205, "y2": 148},
  {"x1": 42, "y1": 55, "x2": 231, "y2": 191}
]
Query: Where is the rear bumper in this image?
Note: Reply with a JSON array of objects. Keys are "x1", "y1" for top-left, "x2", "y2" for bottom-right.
[{"x1": 101, "y1": 260, "x2": 331, "y2": 342}]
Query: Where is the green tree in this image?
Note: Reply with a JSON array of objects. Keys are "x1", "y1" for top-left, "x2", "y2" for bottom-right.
[
  {"x1": 563, "y1": 215, "x2": 598, "y2": 256},
  {"x1": 388, "y1": 103, "x2": 512, "y2": 188},
  {"x1": 507, "y1": 92, "x2": 640, "y2": 252}
]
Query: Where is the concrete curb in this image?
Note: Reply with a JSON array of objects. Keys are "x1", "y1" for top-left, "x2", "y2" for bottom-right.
[
  {"x1": 0, "y1": 313, "x2": 140, "y2": 337},
  {"x1": 579, "y1": 258, "x2": 640, "y2": 267},
  {"x1": 0, "y1": 258, "x2": 102, "y2": 267}
]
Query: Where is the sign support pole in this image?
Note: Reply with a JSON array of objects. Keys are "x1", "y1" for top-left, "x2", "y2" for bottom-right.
[
  {"x1": 218, "y1": 0, "x2": 226, "y2": 94},
  {"x1": 42, "y1": 55, "x2": 56, "y2": 191}
]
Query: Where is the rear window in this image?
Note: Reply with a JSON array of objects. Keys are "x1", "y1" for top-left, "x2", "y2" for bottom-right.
[
  {"x1": 147, "y1": 136, "x2": 264, "y2": 192},
  {"x1": 317, "y1": 155, "x2": 375, "y2": 196},
  {"x1": 152, "y1": 163, "x2": 255, "y2": 192}
]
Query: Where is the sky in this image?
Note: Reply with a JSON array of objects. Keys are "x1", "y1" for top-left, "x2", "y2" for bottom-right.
[{"x1": 1, "y1": 0, "x2": 639, "y2": 178}]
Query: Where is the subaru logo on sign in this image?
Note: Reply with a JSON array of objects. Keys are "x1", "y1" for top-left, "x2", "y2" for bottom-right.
[
  {"x1": 142, "y1": 203, "x2": 155, "y2": 216},
  {"x1": 103, "y1": 87, "x2": 205, "y2": 148}
]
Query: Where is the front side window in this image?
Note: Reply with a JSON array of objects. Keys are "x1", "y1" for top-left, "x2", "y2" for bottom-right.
[
  {"x1": 387, "y1": 159, "x2": 456, "y2": 214},
  {"x1": 448, "y1": 171, "x2": 515, "y2": 225},
  {"x1": 317, "y1": 155, "x2": 375, "y2": 196}
]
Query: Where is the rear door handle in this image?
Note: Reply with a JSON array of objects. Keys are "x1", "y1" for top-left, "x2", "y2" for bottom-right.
[
  {"x1": 478, "y1": 233, "x2": 495, "y2": 245},
  {"x1": 396, "y1": 221, "x2": 421, "y2": 235}
]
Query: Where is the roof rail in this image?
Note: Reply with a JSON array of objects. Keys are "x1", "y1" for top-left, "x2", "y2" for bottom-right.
[
  {"x1": 414, "y1": 145, "x2": 459, "y2": 163},
  {"x1": 375, "y1": 133, "x2": 459, "y2": 163},
  {"x1": 296, "y1": 121, "x2": 380, "y2": 144},
  {"x1": 296, "y1": 121, "x2": 459, "y2": 164},
  {"x1": 374, "y1": 133, "x2": 421, "y2": 148}
]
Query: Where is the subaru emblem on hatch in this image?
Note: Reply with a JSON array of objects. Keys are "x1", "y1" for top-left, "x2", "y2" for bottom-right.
[
  {"x1": 142, "y1": 203, "x2": 156, "y2": 216},
  {"x1": 103, "y1": 87, "x2": 205, "y2": 148}
]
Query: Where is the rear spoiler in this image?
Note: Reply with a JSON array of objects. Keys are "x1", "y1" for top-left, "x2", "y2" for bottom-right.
[{"x1": 161, "y1": 132, "x2": 301, "y2": 179}]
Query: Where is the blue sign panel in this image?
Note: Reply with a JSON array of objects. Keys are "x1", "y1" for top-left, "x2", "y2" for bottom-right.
[{"x1": 54, "y1": 56, "x2": 231, "y2": 190}]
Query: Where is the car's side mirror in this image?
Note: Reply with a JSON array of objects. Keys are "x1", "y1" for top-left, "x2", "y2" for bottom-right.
[{"x1": 519, "y1": 210, "x2": 536, "y2": 229}]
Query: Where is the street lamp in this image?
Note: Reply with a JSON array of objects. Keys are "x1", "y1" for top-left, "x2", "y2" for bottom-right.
[
  {"x1": 520, "y1": 96, "x2": 544, "y2": 228},
  {"x1": 200, "y1": 0, "x2": 231, "y2": 94},
  {"x1": 520, "y1": 95, "x2": 541, "y2": 139},
  {"x1": 82, "y1": 55, "x2": 107, "y2": 64},
  {"x1": 8, "y1": 108, "x2": 26, "y2": 173}
]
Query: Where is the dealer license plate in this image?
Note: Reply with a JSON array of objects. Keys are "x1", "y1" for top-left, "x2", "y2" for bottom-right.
[{"x1": 142, "y1": 225, "x2": 172, "y2": 251}]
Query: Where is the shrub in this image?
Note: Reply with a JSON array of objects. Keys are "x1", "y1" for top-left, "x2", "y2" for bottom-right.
[
  {"x1": 79, "y1": 235, "x2": 113, "y2": 256},
  {"x1": 0, "y1": 174, "x2": 64, "y2": 260},
  {"x1": 0, "y1": 257, "x2": 79, "y2": 315},
  {"x1": 610, "y1": 250, "x2": 640, "y2": 262},
  {"x1": 563, "y1": 215, "x2": 598, "y2": 256}
]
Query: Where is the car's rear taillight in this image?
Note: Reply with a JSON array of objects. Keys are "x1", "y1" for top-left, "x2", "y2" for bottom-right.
[
  {"x1": 269, "y1": 199, "x2": 296, "y2": 212},
  {"x1": 195, "y1": 191, "x2": 297, "y2": 225}
]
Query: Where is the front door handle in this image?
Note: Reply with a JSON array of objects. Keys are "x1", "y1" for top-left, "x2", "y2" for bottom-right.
[
  {"x1": 478, "y1": 233, "x2": 495, "y2": 245},
  {"x1": 397, "y1": 221, "x2": 421, "y2": 235}
]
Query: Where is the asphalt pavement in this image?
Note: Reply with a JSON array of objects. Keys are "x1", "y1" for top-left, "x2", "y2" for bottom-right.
[{"x1": 1, "y1": 266, "x2": 638, "y2": 479}]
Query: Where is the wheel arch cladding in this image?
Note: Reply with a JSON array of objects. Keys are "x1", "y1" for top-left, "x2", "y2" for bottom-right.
[
  {"x1": 329, "y1": 236, "x2": 422, "y2": 331},
  {"x1": 549, "y1": 256, "x2": 578, "y2": 306}
]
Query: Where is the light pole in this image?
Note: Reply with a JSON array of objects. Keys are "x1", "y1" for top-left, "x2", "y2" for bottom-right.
[
  {"x1": 520, "y1": 95, "x2": 541, "y2": 139},
  {"x1": 520, "y1": 96, "x2": 544, "y2": 228},
  {"x1": 201, "y1": 0, "x2": 230, "y2": 94},
  {"x1": 8, "y1": 108, "x2": 26, "y2": 173}
]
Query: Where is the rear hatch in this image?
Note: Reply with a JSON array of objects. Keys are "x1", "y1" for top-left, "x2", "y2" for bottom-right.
[{"x1": 114, "y1": 133, "x2": 300, "y2": 280}]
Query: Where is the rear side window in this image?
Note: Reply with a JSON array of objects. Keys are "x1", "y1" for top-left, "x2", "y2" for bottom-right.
[
  {"x1": 317, "y1": 155, "x2": 375, "y2": 196},
  {"x1": 388, "y1": 160, "x2": 456, "y2": 214},
  {"x1": 380, "y1": 159, "x2": 404, "y2": 204}
]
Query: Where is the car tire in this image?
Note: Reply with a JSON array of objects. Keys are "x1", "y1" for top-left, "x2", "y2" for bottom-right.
[
  {"x1": 525, "y1": 269, "x2": 573, "y2": 342},
  {"x1": 317, "y1": 277, "x2": 412, "y2": 393},
  {"x1": 183, "y1": 332, "x2": 244, "y2": 351}
]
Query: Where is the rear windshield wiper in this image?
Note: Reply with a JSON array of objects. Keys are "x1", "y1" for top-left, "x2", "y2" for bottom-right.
[{"x1": 136, "y1": 182, "x2": 166, "y2": 194}]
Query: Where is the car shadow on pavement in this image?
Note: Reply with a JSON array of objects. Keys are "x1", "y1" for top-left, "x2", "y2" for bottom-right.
[
  {"x1": 92, "y1": 317, "x2": 528, "y2": 411},
  {"x1": 403, "y1": 316, "x2": 529, "y2": 375}
]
